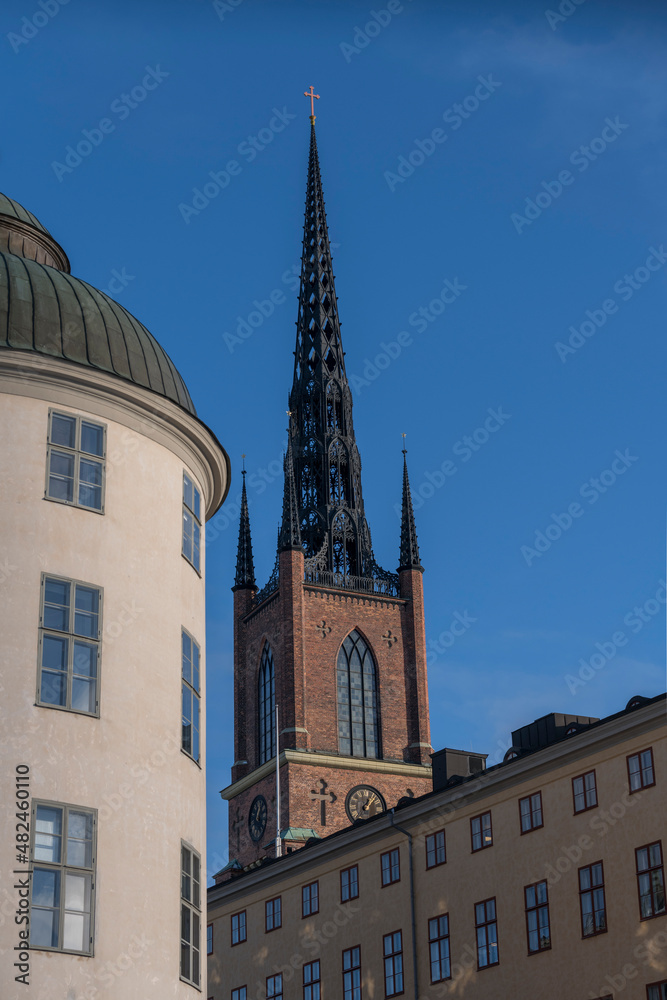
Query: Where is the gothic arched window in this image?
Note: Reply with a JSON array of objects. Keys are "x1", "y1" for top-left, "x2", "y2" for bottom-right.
[
  {"x1": 258, "y1": 645, "x2": 275, "y2": 764},
  {"x1": 337, "y1": 630, "x2": 379, "y2": 758}
]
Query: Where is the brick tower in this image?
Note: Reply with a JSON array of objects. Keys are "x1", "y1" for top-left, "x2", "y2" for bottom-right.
[{"x1": 221, "y1": 117, "x2": 432, "y2": 871}]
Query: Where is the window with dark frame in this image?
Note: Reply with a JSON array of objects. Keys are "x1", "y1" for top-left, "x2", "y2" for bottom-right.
[
  {"x1": 428, "y1": 914, "x2": 451, "y2": 983},
  {"x1": 182, "y1": 630, "x2": 201, "y2": 762},
  {"x1": 341, "y1": 865, "x2": 359, "y2": 902},
  {"x1": 628, "y1": 748, "x2": 655, "y2": 792},
  {"x1": 383, "y1": 931, "x2": 404, "y2": 997},
  {"x1": 180, "y1": 843, "x2": 201, "y2": 988},
  {"x1": 38, "y1": 574, "x2": 102, "y2": 716},
  {"x1": 519, "y1": 792, "x2": 543, "y2": 833},
  {"x1": 182, "y1": 472, "x2": 201, "y2": 571},
  {"x1": 579, "y1": 862, "x2": 607, "y2": 937},
  {"x1": 46, "y1": 410, "x2": 106, "y2": 512},
  {"x1": 304, "y1": 960, "x2": 321, "y2": 1000},
  {"x1": 267, "y1": 973, "x2": 283, "y2": 1000},
  {"x1": 343, "y1": 945, "x2": 362, "y2": 1000},
  {"x1": 572, "y1": 770, "x2": 597, "y2": 813},
  {"x1": 471, "y1": 812, "x2": 493, "y2": 851},
  {"x1": 337, "y1": 630, "x2": 379, "y2": 758},
  {"x1": 474, "y1": 898, "x2": 499, "y2": 969},
  {"x1": 302, "y1": 881, "x2": 319, "y2": 917},
  {"x1": 258, "y1": 644, "x2": 276, "y2": 765},
  {"x1": 381, "y1": 848, "x2": 400, "y2": 886},
  {"x1": 524, "y1": 880, "x2": 551, "y2": 953},
  {"x1": 29, "y1": 800, "x2": 96, "y2": 955},
  {"x1": 232, "y1": 987, "x2": 248, "y2": 1000},
  {"x1": 266, "y1": 896, "x2": 282, "y2": 932},
  {"x1": 231, "y1": 910, "x2": 247, "y2": 945},
  {"x1": 647, "y1": 981, "x2": 667, "y2": 1000},
  {"x1": 426, "y1": 830, "x2": 446, "y2": 868},
  {"x1": 636, "y1": 842, "x2": 666, "y2": 920},
  {"x1": 207, "y1": 923, "x2": 213, "y2": 954}
]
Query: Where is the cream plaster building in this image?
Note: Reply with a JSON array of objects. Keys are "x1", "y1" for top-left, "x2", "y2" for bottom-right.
[
  {"x1": 208, "y1": 693, "x2": 666, "y2": 1000},
  {"x1": 0, "y1": 193, "x2": 229, "y2": 998}
]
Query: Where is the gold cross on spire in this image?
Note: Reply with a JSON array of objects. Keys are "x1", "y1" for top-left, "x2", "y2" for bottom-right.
[{"x1": 304, "y1": 85, "x2": 320, "y2": 123}]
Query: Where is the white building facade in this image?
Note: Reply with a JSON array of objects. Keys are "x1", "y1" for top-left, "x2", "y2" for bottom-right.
[{"x1": 0, "y1": 194, "x2": 229, "y2": 999}]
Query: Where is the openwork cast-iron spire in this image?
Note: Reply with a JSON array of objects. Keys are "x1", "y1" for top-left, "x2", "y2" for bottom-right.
[
  {"x1": 233, "y1": 470, "x2": 256, "y2": 590},
  {"x1": 279, "y1": 440, "x2": 303, "y2": 551},
  {"x1": 398, "y1": 451, "x2": 423, "y2": 572},
  {"x1": 287, "y1": 122, "x2": 378, "y2": 583}
]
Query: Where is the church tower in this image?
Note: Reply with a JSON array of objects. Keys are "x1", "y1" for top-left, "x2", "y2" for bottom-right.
[{"x1": 222, "y1": 110, "x2": 432, "y2": 870}]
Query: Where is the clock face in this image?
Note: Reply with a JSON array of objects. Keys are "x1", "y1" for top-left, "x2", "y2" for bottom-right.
[
  {"x1": 345, "y1": 785, "x2": 386, "y2": 823},
  {"x1": 248, "y1": 795, "x2": 268, "y2": 842}
]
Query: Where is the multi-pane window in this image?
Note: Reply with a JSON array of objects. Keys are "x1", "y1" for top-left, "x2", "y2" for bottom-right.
[
  {"x1": 302, "y1": 881, "x2": 319, "y2": 917},
  {"x1": 46, "y1": 410, "x2": 105, "y2": 512},
  {"x1": 475, "y1": 898, "x2": 499, "y2": 969},
  {"x1": 304, "y1": 960, "x2": 321, "y2": 1000},
  {"x1": 383, "y1": 931, "x2": 404, "y2": 997},
  {"x1": 341, "y1": 865, "x2": 359, "y2": 902},
  {"x1": 337, "y1": 630, "x2": 379, "y2": 758},
  {"x1": 180, "y1": 843, "x2": 201, "y2": 987},
  {"x1": 30, "y1": 801, "x2": 96, "y2": 955},
  {"x1": 181, "y1": 630, "x2": 201, "y2": 762},
  {"x1": 628, "y1": 748, "x2": 655, "y2": 792},
  {"x1": 258, "y1": 644, "x2": 276, "y2": 764},
  {"x1": 525, "y1": 881, "x2": 551, "y2": 953},
  {"x1": 519, "y1": 792, "x2": 543, "y2": 833},
  {"x1": 647, "y1": 982, "x2": 667, "y2": 1000},
  {"x1": 267, "y1": 974, "x2": 283, "y2": 1000},
  {"x1": 572, "y1": 770, "x2": 597, "y2": 813},
  {"x1": 428, "y1": 914, "x2": 450, "y2": 983},
  {"x1": 636, "y1": 842, "x2": 666, "y2": 920},
  {"x1": 231, "y1": 910, "x2": 247, "y2": 945},
  {"x1": 38, "y1": 575, "x2": 101, "y2": 716},
  {"x1": 343, "y1": 946, "x2": 362, "y2": 1000},
  {"x1": 426, "y1": 830, "x2": 446, "y2": 868},
  {"x1": 579, "y1": 862, "x2": 607, "y2": 937},
  {"x1": 182, "y1": 472, "x2": 201, "y2": 571},
  {"x1": 232, "y1": 988, "x2": 247, "y2": 1000},
  {"x1": 381, "y1": 848, "x2": 400, "y2": 886},
  {"x1": 266, "y1": 896, "x2": 282, "y2": 932},
  {"x1": 207, "y1": 924, "x2": 213, "y2": 954},
  {"x1": 471, "y1": 811, "x2": 493, "y2": 851}
]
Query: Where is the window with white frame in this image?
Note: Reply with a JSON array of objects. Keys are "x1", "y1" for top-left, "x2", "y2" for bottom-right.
[
  {"x1": 46, "y1": 411, "x2": 106, "y2": 512},
  {"x1": 181, "y1": 630, "x2": 201, "y2": 762},
  {"x1": 182, "y1": 472, "x2": 201, "y2": 571},
  {"x1": 38, "y1": 575, "x2": 101, "y2": 716},
  {"x1": 180, "y1": 843, "x2": 201, "y2": 987},
  {"x1": 30, "y1": 801, "x2": 96, "y2": 955}
]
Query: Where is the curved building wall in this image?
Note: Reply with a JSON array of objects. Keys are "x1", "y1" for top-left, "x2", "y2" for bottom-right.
[{"x1": 0, "y1": 351, "x2": 228, "y2": 999}]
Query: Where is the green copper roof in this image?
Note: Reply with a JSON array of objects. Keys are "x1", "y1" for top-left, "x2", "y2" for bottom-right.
[
  {"x1": 0, "y1": 193, "x2": 51, "y2": 237},
  {"x1": 0, "y1": 250, "x2": 195, "y2": 414}
]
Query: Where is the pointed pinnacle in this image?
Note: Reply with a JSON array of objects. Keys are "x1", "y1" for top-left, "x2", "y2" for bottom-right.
[
  {"x1": 233, "y1": 468, "x2": 256, "y2": 590},
  {"x1": 398, "y1": 450, "x2": 423, "y2": 573},
  {"x1": 278, "y1": 440, "x2": 303, "y2": 552}
]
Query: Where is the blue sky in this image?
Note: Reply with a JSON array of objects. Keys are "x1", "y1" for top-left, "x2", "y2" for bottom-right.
[{"x1": 3, "y1": 0, "x2": 665, "y2": 879}]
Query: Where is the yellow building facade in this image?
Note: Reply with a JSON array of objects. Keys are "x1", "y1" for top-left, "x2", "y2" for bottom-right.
[{"x1": 208, "y1": 694, "x2": 666, "y2": 1000}]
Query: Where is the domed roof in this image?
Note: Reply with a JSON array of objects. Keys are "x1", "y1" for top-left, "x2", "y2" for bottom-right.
[
  {"x1": 0, "y1": 193, "x2": 195, "y2": 415},
  {"x1": 0, "y1": 193, "x2": 52, "y2": 237}
]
